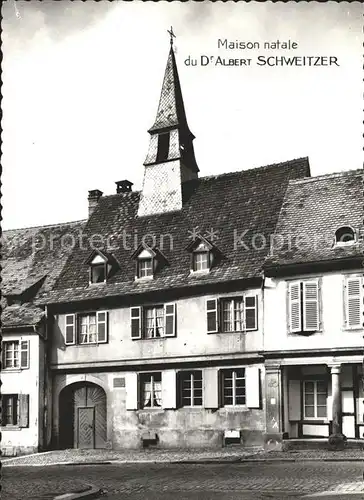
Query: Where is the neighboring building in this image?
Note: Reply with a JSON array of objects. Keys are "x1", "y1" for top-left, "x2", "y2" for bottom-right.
[
  {"x1": 263, "y1": 170, "x2": 364, "y2": 447},
  {"x1": 1, "y1": 221, "x2": 85, "y2": 456},
  {"x1": 42, "y1": 45, "x2": 310, "y2": 450}
]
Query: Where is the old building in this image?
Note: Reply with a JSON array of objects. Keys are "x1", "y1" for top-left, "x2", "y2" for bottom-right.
[
  {"x1": 3, "y1": 40, "x2": 362, "y2": 455},
  {"x1": 263, "y1": 170, "x2": 364, "y2": 447},
  {"x1": 42, "y1": 44, "x2": 310, "y2": 450},
  {"x1": 1, "y1": 221, "x2": 85, "y2": 456}
]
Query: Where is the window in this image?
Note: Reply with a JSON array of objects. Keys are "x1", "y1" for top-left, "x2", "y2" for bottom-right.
[
  {"x1": 180, "y1": 371, "x2": 203, "y2": 407},
  {"x1": 335, "y1": 226, "x2": 355, "y2": 245},
  {"x1": 303, "y1": 380, "x2": 327, "y2": 419},
  {"x1": 140, "y1": 373, "x2": 162, "y2": 408},
  {"x1": 130, "y1": 304, "x2": 176, "y2": 339},
  {"x1": 144, "y1": 306, "x2": 164, "y2": 338},
  {"x1": 65, "y1": 312, "x2": 108, "y2": 345},
  {"x1": 206, "y1": 296, "x2": 258, "y2": 333},
  {"x1": 156, "y1": 133, "x2": 170, "y2": 163},
  {"x1": 221, "y1": 368, "x2": 246, "y2": 406},
  {"x1": 288, "y1": 280, "x2": 320, "y2": 334},
  {"x1": 1, "y1": 394, "x2": 29, "y2": 427},
  {"x1": 2, "y1": 395, "x2": 19, "y2": 425},
  {"x1": 138, "y1": 258, "x2": 153, "y2": 278},
  {"x1": 3, "y1": 340, "x2": 29, "y2": 369},
  {"x1": 90, "y1": 263, "x2": 106, "y2": 283},
  {"x1": 344, "y1": 276, "x2": 363, "y2": 330},
  {"x1": 193, "y1": 251, "x2": 210, "y2": 271}
]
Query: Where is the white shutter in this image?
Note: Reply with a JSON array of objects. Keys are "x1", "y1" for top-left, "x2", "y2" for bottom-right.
[
  {"x1": 303, "y1": 280, "x2": 319, "y2": 331},
  {"x1": 203, "y1": 368, "x2": 219, "y2": 408},
  {"x1": 65, "y1": 314, "x2": 76, "y2": 345},
  {"x1": 162, "y1": 370, "x2": 177, "y2": 409},
  {"x1": 125, "y1": 372, "x2": 138, "y2": 410},
  {"x1": 288, "y1": 380, "x2": 301, "y2": 420},
  {"x1": 245, "y1": 366, "x2": 261, "y2": 409},
  {"x1": 345, "y1": 277, "x2": 362, "y2": 329},
  {"x1": 206, "y1": 298, "x2": 219, "y2": 333},
  {"x1": 20, "y1": 340, "x2": 29, "y2": 369},
  {"x1": 289, "y1": 282, "x2": 301, "y2": 333},
  {"x1": 96, "y1": 311, "x2": 108, "y2": 343},
  {"x1": 164, "y1": 303, "x2": 176, "y2": 337}
]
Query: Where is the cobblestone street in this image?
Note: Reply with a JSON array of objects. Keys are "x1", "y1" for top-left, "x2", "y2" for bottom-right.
[{"x1": 2, "y1": 461, "x2": 364, "y2": 500}]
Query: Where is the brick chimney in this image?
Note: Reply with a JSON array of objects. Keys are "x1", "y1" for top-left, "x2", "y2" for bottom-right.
[
  {"x1": 116, "y1": 180, "x2": 133, "y2": 194},
  {"x1": 88, "y1": 189, "x2": 103, "y2": 217}
]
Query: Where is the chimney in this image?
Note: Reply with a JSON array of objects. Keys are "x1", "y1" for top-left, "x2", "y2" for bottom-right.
[
  {"x1": 116, "y1": 180, "x2": 133, "y2": 194},
  {"x1": 88, "y1": 189, "x2": 103, "y2": 217}
]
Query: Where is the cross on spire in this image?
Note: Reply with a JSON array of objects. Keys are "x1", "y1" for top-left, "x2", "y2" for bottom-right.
[{"x1": 167, "y1": 26, "x2": 176, "y2": 46}]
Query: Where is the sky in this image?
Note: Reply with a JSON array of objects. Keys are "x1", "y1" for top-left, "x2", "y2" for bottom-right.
[{"x1": 2, "y1": 1, "x2": 363, "y2": 230}]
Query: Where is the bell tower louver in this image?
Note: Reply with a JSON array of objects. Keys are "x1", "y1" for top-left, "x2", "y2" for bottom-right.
[{"x1": 137, "y1": 33, "x2": 199, "y2": 217}]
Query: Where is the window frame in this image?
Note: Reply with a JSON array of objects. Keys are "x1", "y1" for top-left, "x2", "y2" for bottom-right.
[
  {"x1": 90, "y1": 262, "x2": 107, "y2": 284},
  {"x1": 334, "y1": 226, "x2": 356, "y2": 246},
  {"x1": 130, "y1": 303, "x2": 177, "y2": 340},
  {"x1": 303, "y1": 380, "x2": 328, "y2": 420},
  {"x1": 192, "y1": 250, "x2": 210, "y2": 272},
  {"x1": 207, "y1": 295, "x2": 258, "y2": 334},
  {"x1": 137, "y1": 258, "x2": 154, "y2": 279},
  {"x1": 179, "y1": 370, "x2": 203, "y2": 408},
  {"x1": 2, "y1": 340, "x2": 29, "y2": 370},
  {"x1": 1, "y1": 394, "x2": 19, "y2": 426},
  {"x1": 3, "y1": 341, "x2": 20, "y2": 369},
  {"x1": 140, "y1": 372, "x2": 162, "y2": 409},
  {"x1": 221, "y1": 368, "x2": 246, "y2": 407},
  {"x1": 65, "y1": 311, "x2": 108, "y2": 346}
]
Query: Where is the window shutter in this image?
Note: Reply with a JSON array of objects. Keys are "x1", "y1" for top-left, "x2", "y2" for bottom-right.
[
  {"x1": 164, "y1": 303, "x2": 176, "y2": 337},
  {"x1": 20, "y1": 340, "x2": 29, "y2": 369},
  {"x1": 125, "y1": 372, "x2": 138, "y2": 410},
  {"x1": 303, "y1": 280, "x2": 319, "y2": 331},
  {"x1": 96, "y1": 311, "x2": 108, "y2": 343},
  {"x1": 245, "y1": 295, "x2": 258, "y2": 330},
  {"x1": 288, "y1": 282, "x2": 301, "y2": 333},
  {"x1": 162, "y1": 370, "x2": 177, "y2": 409},
  {"x1": 19, "y1": 394, "x2": 29, "y2": 428},
  {"x1": 65, "y1": 314, "x2": 76, "y2": 345},
  {"x1": 245, "y1": 366, "x2": 261, "y2": 409},
  {"x1": 206, "y1": 298, "x2": 219, "y2": 333},
  {"x1": 203, "y1": 367, "x2": 219, "y2": 408},
  {"x1": 345, "y1": 277, "x2": 362, "y2": 329},
  {"x1": 288, "y1": 380, "x2": 301, "y2": 420},
  {"x1": 130, "y1": 307, "x2": 142, "y2": 339}
]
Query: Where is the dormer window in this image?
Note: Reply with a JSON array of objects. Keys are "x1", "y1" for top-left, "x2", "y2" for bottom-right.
[
  {"x1": 335, "y1": 226, "x2": 355, "y2": 246},
  {"x1": 186, "y1": 236, "x2": 220, "y2": 274},
  {"x1": 132, "y1": 245, "x2": 167, "y2": 280},
  {"x1": 85, "y1": 249, "x2": 119, "y2": 285}
]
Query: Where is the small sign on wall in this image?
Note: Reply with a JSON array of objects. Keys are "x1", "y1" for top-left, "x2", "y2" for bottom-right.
[{"x1": 113, "y1": 377, "x2": 125, "y2": 388}]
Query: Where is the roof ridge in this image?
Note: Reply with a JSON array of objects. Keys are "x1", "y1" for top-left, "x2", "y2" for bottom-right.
[
  {"x1": 197, "y1": 157, "x2": 309, "y2": 182},
  {"x1": 3, "y1": 219, "x2": 87, "y2": 233},
  {"x1": 289, "y1": 168, "x2": 361, "y2": 185}
]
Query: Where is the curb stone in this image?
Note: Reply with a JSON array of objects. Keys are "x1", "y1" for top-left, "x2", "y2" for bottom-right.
[{"x1": 53, "y1": 484, "x2": 102, "y2": 500}]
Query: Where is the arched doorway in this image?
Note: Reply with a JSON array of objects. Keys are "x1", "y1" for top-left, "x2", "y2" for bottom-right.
[{"x1": 59, "y1": 382, "x2": 107, "y2": 449}]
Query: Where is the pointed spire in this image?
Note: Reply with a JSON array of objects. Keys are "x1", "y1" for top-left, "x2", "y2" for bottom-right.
[{"x1": 148, "y1": 44, "x2": 192, "y2": 135}]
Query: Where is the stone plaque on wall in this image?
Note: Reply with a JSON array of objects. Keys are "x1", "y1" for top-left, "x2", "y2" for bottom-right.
[{"x1": 113, "y1": 377, "x2": 125, "y2": 388}]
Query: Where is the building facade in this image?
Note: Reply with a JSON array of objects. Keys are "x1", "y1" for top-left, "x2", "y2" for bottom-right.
[{"x1": 263, "y1": 171, "x2": 364, "y2": 446}]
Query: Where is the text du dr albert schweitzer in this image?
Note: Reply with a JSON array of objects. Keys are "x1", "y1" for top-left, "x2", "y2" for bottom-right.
[{"x1": 184, "y1": 39, "x2": 340, "y2": 67}]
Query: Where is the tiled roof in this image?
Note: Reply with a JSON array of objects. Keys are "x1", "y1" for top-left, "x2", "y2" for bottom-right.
[
  {"x1": 2, "y1": 303, "x2": 45, "y2": 329},
  {"x1": 40, "y1": 158, "x2": 310, "y2": 305},
  {"x1": 265, "y1": 169, "x2": 363, "y2": 268},
  {"x1": 2, "y1": 220, "x2": 86, "y2": 327}
]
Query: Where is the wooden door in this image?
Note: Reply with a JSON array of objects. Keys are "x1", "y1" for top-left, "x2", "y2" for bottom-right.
[{"x1": 77, "y1": 407, "x2": 95, "y2": 449}]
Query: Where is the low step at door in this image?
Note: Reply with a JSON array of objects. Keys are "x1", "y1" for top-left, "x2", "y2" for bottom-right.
[{"x1": 77, "y1": 406, "x2": 95, "y2": 449}]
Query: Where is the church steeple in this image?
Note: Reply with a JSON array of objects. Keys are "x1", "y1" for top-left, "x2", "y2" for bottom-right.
[{"x1": 138, "y1": 31, "x2": 199, "y2": 217}]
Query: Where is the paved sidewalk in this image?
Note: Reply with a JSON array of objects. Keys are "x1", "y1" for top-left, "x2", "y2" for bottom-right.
[{"x1": 2, "y1": 446, "x2": 363, "y2": 467}]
